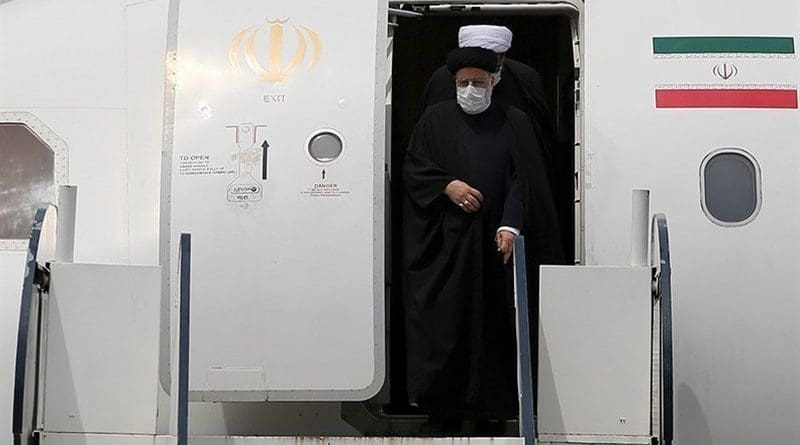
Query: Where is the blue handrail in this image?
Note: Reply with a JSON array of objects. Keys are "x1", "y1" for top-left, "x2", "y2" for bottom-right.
[
  {"x1": 513, "y1": 236, "x2": 536, "y2": 445},
  {"x1": 12, "y1": 207, "x2": 51, "y2": 445},
  {"x1": 177, "y1": 233, "x2": 192, "y2": 445}
]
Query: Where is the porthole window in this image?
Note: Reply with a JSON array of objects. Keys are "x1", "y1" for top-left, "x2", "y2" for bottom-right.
[
  {"x1": 306, "y1": 130, "x2": 344, "y2": 164},
  {"x1": 0, "y1": 123, "x2": 56, "y2": 240},
  {"x1": 700, "y1": 148, "x2": 761, "y2": 227}
]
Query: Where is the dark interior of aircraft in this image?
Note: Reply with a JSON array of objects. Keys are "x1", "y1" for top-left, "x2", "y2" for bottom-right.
[{"x1": 363, "y1": 9, "x2": 578, "y2": 436}]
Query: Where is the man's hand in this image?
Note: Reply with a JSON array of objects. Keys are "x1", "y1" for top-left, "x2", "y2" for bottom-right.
[
  {"x1": 496, "y1": 230, "x2": 516, "y2": 264},
  {"x1": 445, "y1": 180, "x2": 484, "y2": 213}
]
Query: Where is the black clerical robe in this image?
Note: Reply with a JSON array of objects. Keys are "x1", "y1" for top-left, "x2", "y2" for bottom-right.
[
  {"x1": 418, "y1": 59, "x2": 556, "y2": 168},
  {"x1": 403, "y1": 101, "x2": 563, "y2": 420}
]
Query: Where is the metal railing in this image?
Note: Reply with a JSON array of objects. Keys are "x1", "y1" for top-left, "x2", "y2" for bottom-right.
[
  {"x1": 652, "y1": 214, "x2": 674, "y2": 445},
  {"x1": 513, "y1": 235, "x2": 536, "y2": 444},
  {"x1": 12, "y1": 206, "x2": 55, "y2": 445},
  {"x1": 177, "y1": 233, "x2": 192, "y2": 445}
]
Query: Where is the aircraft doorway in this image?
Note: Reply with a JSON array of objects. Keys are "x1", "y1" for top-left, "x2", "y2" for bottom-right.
[{"x1": 382, "y1": 2, "x2": 581, "y2": 427}]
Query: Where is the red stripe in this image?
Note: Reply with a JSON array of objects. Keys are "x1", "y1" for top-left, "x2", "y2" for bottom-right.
[{"x1": 656, "y1": 89, "x2": 798, "y2": 108}]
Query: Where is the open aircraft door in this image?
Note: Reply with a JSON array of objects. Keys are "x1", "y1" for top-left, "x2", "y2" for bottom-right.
[{"x1": 162, "y1": 0, "x2": 388, "y2": 401}]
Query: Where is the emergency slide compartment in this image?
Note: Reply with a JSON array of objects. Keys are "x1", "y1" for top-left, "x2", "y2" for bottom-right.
[{"x1": 163, "y1": 0, "x2": 387, "y2": 401}]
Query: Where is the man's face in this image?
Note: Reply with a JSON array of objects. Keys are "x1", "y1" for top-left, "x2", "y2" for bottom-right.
[{"x1": 455, "y1": 67, "x2": 494, "y2": 92}]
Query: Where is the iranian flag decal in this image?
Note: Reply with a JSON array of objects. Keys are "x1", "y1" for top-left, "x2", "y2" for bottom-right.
[
  {"x1": 655, "y1": 88, "x2": 798, "y2": 109},
  {"x1": 652, "y1": 36, "x2": 798, "y2": 109},
  {"x1": 653, "y1": 36, "x2": 794, "y2": 55}
]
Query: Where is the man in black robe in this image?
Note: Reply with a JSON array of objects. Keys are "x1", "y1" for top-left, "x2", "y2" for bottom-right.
[
  {"x1": 418, "y1": 25, "x2": 556, "y2": 170},
  {"x1": 418, "y1": 25, "x2": 570, "y2": 259},
  {"x1": 403, "y1": 47, "x2": 563, "y2": 432}
]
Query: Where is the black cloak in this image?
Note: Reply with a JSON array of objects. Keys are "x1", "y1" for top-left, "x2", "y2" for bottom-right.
[{"x1": 403, "y1": 100, "x2": 563, "y2": 420}]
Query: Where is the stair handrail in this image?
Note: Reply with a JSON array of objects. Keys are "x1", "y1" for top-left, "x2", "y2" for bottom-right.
[
  {"x1": 651, "y1": 214, "x2": 674, "y2": 445},
  {"x1": 12, "y1": 205, "x2": 57, "y2": 445},
  {"x1": 513, "y1": 235, "x2": 536, "y2": 445}
]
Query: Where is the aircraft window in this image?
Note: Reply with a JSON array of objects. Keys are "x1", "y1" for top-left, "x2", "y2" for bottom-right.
[
  {"x1": 0, "y1": 123, "x2": 55, "y2": 240},
  {"x1": 701, "y1": 149, "x2": 761, "y2": 227},
  {"x1": 308, "y1": 131, "x2": 343, "y2": 163}
]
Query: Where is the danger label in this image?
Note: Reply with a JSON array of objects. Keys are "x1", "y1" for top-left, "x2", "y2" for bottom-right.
[{"x1": 301, "y1": 183, "x2": 351, "y2": 198}]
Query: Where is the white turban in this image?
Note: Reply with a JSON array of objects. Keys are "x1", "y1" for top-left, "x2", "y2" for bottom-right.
[{"x1": 458, "y1": 25, "x2": 513, "y2": 53}]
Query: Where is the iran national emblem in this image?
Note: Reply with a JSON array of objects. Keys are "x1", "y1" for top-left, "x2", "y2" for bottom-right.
[{"x1": 229, "y1": 19, "x2": 323, "y2": 84}]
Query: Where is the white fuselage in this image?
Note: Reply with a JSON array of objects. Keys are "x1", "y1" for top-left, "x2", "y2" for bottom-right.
[{"x1": 0, "y1": 1, "x2": 798, "y2": 444}]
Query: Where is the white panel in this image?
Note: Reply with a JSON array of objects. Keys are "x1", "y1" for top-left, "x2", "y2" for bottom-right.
[
  {"x1": 41, "y1": 432, "x2": 169, "y2": 445},
  {"x1": 126, "y1": 0, "x2": 169, "y2": 265},
  {"x1": 39, "y1": 435, "x2": 522, "y2": 445},
  {"x1": 537, "y1": 435, "x2": 651, "y2": 445},
  {"x1": 166, "y1": 0, "x2": 386, "y2": 400},
  {"x1": 0, "y1": 0, "x2": 126, "y2": 109},
  {"x1": 0, "y1": 251, "x2": 27, "y2": 444},
  {"x1": 538, "y1": 266, "x2": 652, "y2": 438},
  {"x1": 584, "y1": 1, "x2": 800, "y2": 444},
  {"x1": 43, "y1": 263, "x2": 160, "y2": 434},
  {"x1": 24, "y1": 110, "x2": 130, "y2": 263}
]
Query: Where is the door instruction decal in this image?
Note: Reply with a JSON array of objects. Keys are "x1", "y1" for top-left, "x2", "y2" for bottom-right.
[
  {"x1": 178, "y1": 154, "x2": 234, "y2": 176},
  {"x1": 227, "y1": 123, "x2": 268, "y2": 202}
]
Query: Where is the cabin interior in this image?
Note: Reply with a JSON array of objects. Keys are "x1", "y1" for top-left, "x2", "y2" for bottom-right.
[{"x1": 371, "y1": 5, "x2": 580, "y2": 436}]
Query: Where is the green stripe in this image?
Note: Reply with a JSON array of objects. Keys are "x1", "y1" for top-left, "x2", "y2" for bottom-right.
[{"x1": 653, "y1": 36, "x2": 794, "y2": 54}]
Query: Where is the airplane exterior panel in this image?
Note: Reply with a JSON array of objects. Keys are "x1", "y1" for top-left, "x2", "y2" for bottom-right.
[
  {"x1": 28, "y1": 109, "x2": 131, "y2": 263},
  {"x1": 127, "y1": 0, "x2": 171, "y2": 266},
  {"x1": 585, "y1": 1, "x2": 800, "y2": 444},
  {"x1": 2, "y1": 0, "x2": 133, "y2": 430},
  {"x1": 538, "y1": 266, "x2": 653, "y2": 439},
  {"x1": 42, "y1": 263, "x2": 161, "y2": 435},
  {"x1": 164, "y1": 0, "x2": 387, "y2": 400},
  {"x1": 0, "y1": 0, "x2": 126, "y2": 110}
]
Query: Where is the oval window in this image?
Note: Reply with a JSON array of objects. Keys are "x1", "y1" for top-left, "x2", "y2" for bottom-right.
[{"x1": 701, "y1": 149, "x2": 761, "y2": 226}]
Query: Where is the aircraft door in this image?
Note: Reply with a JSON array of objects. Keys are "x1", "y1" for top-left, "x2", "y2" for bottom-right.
[{"x1": 164, "y1": 0, "x2": 387, "y2": 402}]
